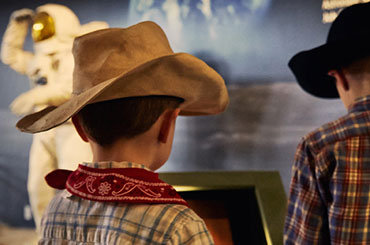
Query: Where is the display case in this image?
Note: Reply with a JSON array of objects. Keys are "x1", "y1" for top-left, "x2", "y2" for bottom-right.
[{"x1": 159, "y1": 171, "x2": 286, "y2": 245}]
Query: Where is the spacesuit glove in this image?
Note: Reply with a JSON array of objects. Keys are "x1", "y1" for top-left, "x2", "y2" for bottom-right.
[
  {"x1": 11, "y1": 8, "x2": 35, "y2": 23},
  {"x1": 10, "y1": 91, "x2": 36, "y2": 116},
  {"x1": 10, "y1": 85, "x2": 70, "y2": 115}
]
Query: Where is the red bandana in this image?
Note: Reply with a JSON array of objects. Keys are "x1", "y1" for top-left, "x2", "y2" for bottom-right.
[{"x1": 45, "y1": 164, "x2": 187, "y2": 206}]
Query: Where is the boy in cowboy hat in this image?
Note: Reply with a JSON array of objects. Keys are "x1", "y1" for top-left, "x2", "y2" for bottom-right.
[
  {"x1": 285, "y1": 3, "x2": 370, "y2": 244},
  {"x1": 17, "y1": 21, "x2": 228, "y2": 244}
]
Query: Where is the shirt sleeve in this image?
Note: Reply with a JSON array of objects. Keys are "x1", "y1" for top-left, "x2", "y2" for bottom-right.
[
  {"x1": 167, "y1": 217, "x2": 214, "y2": 245},
  {"x1": 284, "y1": 139, "x2": 330, "y2": 244}
]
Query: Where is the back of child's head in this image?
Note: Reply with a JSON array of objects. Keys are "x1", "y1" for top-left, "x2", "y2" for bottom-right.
[
  {"x1": 77, "y1": 95, "x2": 184, "y2": 147},
  {"x1": 343, "y1": 55, "x2": 370, "y2": 81}
]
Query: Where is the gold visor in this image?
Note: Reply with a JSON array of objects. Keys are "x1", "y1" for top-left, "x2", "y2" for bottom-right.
[{"x1": 32, "y1": 12, "x2": 55, "y2": 42}]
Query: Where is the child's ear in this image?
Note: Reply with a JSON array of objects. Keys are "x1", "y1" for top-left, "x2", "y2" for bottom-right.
[
  {"x1": 328, "y1": 69, "x2": 350, "y2": 91},
  {"x1": 71, "y1": 115, "x2": 89, "y2": 142},
  {"x1": 158, "y1": 108, "x2": 180, "y2": 143}
]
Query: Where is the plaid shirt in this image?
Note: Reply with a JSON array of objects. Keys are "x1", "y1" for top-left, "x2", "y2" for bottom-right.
[
  {"x1": 39, "y1": 162, "x2": 214, "y2": 244},
  {"x1": 285, "y1": 95, "x2": 370, "y2": 244}
]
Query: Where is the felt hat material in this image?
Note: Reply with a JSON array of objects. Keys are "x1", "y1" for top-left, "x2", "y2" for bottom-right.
[
  {"x1": 288, "y1": 2, "x2": 370, "y2": 98},
  {"x1": 17, "y1": 21, "x2": 229, "y2": 133}
]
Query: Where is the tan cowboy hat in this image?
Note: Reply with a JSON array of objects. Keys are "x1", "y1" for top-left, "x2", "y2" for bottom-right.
[{"x1": 17, "y1": 21, "x2": 229, "y2": 133}]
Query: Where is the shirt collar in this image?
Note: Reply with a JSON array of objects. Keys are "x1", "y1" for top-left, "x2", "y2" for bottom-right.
[
  {"x1": 82, "y1": 161, "x2": 151, "y2": 172},
  {"x1": 348, "y1": 95, "x2": 370, "y2": 114}
]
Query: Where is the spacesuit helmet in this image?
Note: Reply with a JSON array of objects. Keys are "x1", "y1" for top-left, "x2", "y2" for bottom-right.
[
  {"x1": 32, "y1": 4, "x2": 81, "y2": 45},
  {"x1": 32, "y1": 12, "x2": 55, "y2": 42}
]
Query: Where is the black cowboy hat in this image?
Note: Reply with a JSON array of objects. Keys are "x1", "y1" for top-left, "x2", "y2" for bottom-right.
[{"x1": 288, "y1": 2, "x2": 370, "y2": 98}]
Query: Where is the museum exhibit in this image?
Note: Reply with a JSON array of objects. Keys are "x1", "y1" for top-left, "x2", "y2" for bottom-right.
[{"x1": 0, "y1": 0, "x2": 367, "y2": 244}]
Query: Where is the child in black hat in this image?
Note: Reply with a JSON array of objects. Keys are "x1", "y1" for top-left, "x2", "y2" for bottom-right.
[{"x1": 285, "y1": 2, "x2": 370, "y2": 244}]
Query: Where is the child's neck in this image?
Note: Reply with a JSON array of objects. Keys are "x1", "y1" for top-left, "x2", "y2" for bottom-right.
[{"x1": 89, "y1": 137, "x2": 164, "y2": 171}]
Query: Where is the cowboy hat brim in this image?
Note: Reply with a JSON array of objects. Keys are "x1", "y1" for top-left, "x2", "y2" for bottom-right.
[
  {"x1": 17, "y1": 52, "x2": 229, "y2": 133},
  {"x1": 288, "y1": 37, "x2": 370, "y2": 98}
]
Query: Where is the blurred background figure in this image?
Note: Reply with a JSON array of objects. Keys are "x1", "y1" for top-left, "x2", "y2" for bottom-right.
[{"x1": 1, "y1": 3, "x2": 108, "y2": 232}]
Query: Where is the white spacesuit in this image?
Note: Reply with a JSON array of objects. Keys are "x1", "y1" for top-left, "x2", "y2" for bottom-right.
[{"x1": 1, "y1": 4, "x2": 108, "y2": 232}]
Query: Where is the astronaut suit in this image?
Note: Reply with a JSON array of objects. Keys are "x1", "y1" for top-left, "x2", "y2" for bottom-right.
[{"x1": 1, "y1": 4, "x2": 108, "y2": 231}]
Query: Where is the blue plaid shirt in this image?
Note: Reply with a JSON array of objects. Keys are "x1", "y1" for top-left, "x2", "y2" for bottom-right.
[
  {"x1": 285, "y1": 95, "x2": 370, "y2": 244},
  {"x1": 39, "y1": 162, "x2": 214, "y2": 244}
]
